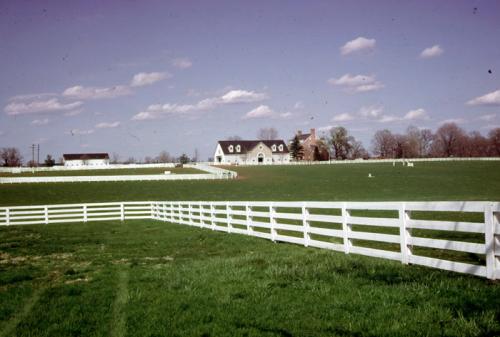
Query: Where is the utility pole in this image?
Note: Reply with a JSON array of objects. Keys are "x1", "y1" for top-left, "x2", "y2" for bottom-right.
[
  {"x1": 31, "y1": 144, "x2": 35, "y2": 167},
  {"x1": 37, "y1": 144, "x2": 40, "y2": 167}
]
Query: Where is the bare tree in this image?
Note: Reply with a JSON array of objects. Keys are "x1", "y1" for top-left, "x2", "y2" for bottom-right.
[
  {"x1": 464, "y1": 131, "x2": 489, "y2": 157},
  {"x1": 111, "y1": 152, "x2": 120, "y2": 164},
  {"x1": 371, "y1": 129, "x2": 397, "y2": 158},
  {"x1": 419, "y1": 129, "x2": 434, "y2": 157},
  {"x1": 144, "y1": 156, "x2": 154, "y2": 164},
  {"x1": 328, "y1": 126, "x2": 352, "y2": 160},
  {"x1": 193, "y1": 148, "x2": 199, "y2": 162},
  {"x1": 1, "y1": 147, "x2": 23, "y2": 167},
  {"x1": 349, "y1": 140, "x2": 368, "y2": 159},
  {"x1": 432, "y1": 123, "x2": 466, "y2": 157},
  {"x1": 488, "y1": 128, "x2": 500, "y2": 156},
  {"x1": 257, "y1": 127, "x2": 279, "y2": 140},
  {"x1": 156, "y1": 151, "x2": 172, "y2": 163},
  {"x1": 124, "y1": 157, "x2": 136, "y2": 164}
]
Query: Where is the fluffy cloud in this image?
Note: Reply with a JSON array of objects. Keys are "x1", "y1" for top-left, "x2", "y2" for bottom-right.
[
  {"x1": 172, "y1": 58, "x2": 192, "y2": 69},
  {"x1": 31, "y1": 118, "x2": 49, "y2": 125},
  {"x1": 132, "y1": 89, "x2": 268, "y2": 120},
  {"x1": 340, "y1": 37, "x2": 376, "y2": 55},
  {"x1": 404, "y1": 108, "x2": 429, "y2": 120},
  {"x1": 130, "y1": 72, "x2": 170, "y2": 87},
  {"x1": 293, "y1": 101, "x2": 304, "y2": 109},
  {"x1": 328, "y1": 74, "x2": 384, "y2": 93},
  {"x1": 66, "y1": 129, "x2": 94, "y2": 135},
  {"x1": 332, "y1": 113, "x2": 354, "y2": 122},
  {"x1": 359, "y1": 105, "x2": 383, "y2": 118},
  {"x1": 420, "y1": 45, "x2": 444, "y2": 58},
  {"x1": 479, "y1": 113, "x2": 496, "y2": 121},
  {"x1": 62, "y1": 85, "x2": 132, "y2": 100},
  {"x1": 95, "y1": 121, "x2": 121, "y2": 128},
  {"x1": 467, "y1": 89, "x2": 500, "y2": 106},
  {"x1": 243, "y1": 105, "x2": 274, "y2": 119},
  {"x1": 440, "y1": 118, "x2": 467, "y2": 125},
  {"x1": 4, "y1": 98, "x2": 83, "y2": 115}
]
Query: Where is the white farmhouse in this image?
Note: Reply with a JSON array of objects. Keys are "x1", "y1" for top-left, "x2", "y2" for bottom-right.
[
  {"x1": 63, "y1": 153, "x2": 110, "y2": 167},
  {"x1": 213, "y1": 140, "x2": 290, "y2": 165}
]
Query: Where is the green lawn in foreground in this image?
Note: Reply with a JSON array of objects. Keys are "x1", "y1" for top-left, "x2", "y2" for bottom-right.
[
  {"x1": 0, "y1": 161, "x2": 499, "y2": 206},
  {"x1": 0, "y1": 167, "x2": 202, "y2": 177},
  {"x1": 1, "y1": 220, "x2": 499, "y2": 337}
]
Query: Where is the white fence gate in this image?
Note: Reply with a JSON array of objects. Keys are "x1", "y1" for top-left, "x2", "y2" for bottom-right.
[{"x1": 1, "y1": 200, "x2": 498, "y2": 280}]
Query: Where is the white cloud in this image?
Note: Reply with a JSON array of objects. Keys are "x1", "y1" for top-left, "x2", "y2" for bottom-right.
[
  {"x1": 62, "y1": 85, "x2": 132, "y2": 100},
  {"x1": 243, "y1": 105, "x2": 274, "y2": 119},
  {"x1": 8, "y1": 93, "x2": 57, "y2": 101},
  {"x1": 420, "y1": 45, "x2": 444, "y2": 58},
  {"x1": 220, "y1": 90, "x2": 268, "y2": 103},
  {"x1": 130, "y1": 72, "x2": 170, "y2": 87},
  {"x1": 332, "y1": 113, "x2": 354, "y2": 122},
  {"x1": 95, "y1": 121, "x2": 121, "y2": 129},
  {"x1": 359, "y1": 105, "x2": 383, "y2": 118},
  {"x1": 378, "y1": 115, "x2": 401, "y2": 123},
  {"x1": 440, "y1": 118, "x2": 467, "y2": 125},
  {"x1": 31, "y1": 118, "x2": 49, "y2": 125},
  {"x1": 340, "y1": 37, "x2": 376, "y2": 55},
  {"x1": 467, "y1": 89, "x2": 500, "y2": 106},
  {"x1": 64, "y1": 109, "x2": 83, "y2": 117},
  {"x1": 328, "y1": 74, "x2": 384, "y2": 93},
  {"x1": 404, "y1": 108, "x2": 429, "y2": 120},
  {"x1": 172, "y1": 58, "x2": 192, "y2": 69},
  {"x1": 66, "y1": 129, "x2": 94, "y2": 135},
  {"x1": 279, "y1": 112, "x2": 293, "y2": 119},
  {"x1": 132, "y1": 89, "x2": 268, "y2": 121},
  {"x1": 479, "y1": 113, "x2": 497, "y2": 121},
  {"x1": 294, "y1": 101, "x2": 304, "y2": 109},
  {"x1": 4, "y1": 98, "x2": 83, "y2": 115}
]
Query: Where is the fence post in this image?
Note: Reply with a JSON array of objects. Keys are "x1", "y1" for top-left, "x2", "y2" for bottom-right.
[
  {"x1": 210, "y1": 202, "x2": 216, "y2": 230},
  {"x1": 226, "y1": 202, "x2": 232, "y2": 233},
  {"x1": 399, "y1": 203, "x2": 411, "y2": 265},
  {"x1": 269, "y1": 202, "x2": 277, "y2": 242},
  {"x1": 120, "y1": 203, "x2": 125, "y2": 221},
  {"x1": 83, "y1": 205, "x2": 87, "y2": 223},
  {"x1": 170, "y1": 202, "x2": 175, "y2": 223},
  {"x1": 485, "y1": 202, "x2": 498, "y2": 280},
  {"x1": 302, "y1": 202, "x2": 310, "y2": 247},
  {"x1": 162, "y1": 202, "x2": 166, "y2": 222},
  {"x1": 44, "y1": 206, "x2": 49, "y2": 224},
  {"x1": 341, "y1": 202, "x2": 350, "y2": 254},
  {"x1": 246, "y1": 202, "x2": 253, "y2": 235},
  {"x1": 6, "y1": 208, "x2": 10, "y2": 226}
]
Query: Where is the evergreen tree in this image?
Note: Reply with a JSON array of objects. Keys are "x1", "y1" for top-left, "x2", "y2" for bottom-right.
[{"x1": 290, "y1": 135, "x2": 304, "y2": 161}]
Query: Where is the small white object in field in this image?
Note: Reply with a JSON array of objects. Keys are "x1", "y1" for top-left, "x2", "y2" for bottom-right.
[
  {"x1": 408, "y1": 162, "x2": 414, "y2": 167},
  {"x1": 368, "y1": 173, "x2": 373, "y2": 178},
  {"x1": 164, "y1": 170, "x2": 171, "y2": 175}
]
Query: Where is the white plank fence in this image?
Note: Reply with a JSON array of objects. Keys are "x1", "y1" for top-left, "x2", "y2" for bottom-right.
[{"x1": 0, "y1": 200, "x2": 498, "y2": 279}]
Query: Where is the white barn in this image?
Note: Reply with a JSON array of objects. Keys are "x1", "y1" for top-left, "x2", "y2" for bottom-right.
[
  {"x1": 63, "y1": 153, "x2": 110, "y2": 167},
  {"x1": 213, "y1": 140, "x2": 290, "y2": 165}
]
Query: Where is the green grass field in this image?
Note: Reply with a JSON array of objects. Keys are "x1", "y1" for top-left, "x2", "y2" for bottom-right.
[
  {"x1": 1, "y1": 161, "x2": 499, "y2": 336},
  {"x1": 1, "y1": 220, "x2": 499, "y2": 337},
  {"x1": 0, "y1": 167, "x2": 202, "y2": 178},
  {"x1": 0, "y1": 161, "x2": 499, "y2": 206}
]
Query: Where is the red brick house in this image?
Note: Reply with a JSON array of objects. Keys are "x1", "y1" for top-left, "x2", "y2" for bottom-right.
[{"x1": 293, "y1": 128, "x2": 330, "y2": 161}]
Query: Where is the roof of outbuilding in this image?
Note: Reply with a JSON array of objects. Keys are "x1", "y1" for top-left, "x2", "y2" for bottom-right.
[
  {"x1": 63, "y1": 153, "x2": 109, "y2": 160},
  {"x1": 217, "y1": 140, "x2": 289, "y2": 155}
]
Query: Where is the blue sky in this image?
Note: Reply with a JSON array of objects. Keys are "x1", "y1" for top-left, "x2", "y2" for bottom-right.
[{"x1": 1, "y1": 0, "x2": 499, "y2": 161}]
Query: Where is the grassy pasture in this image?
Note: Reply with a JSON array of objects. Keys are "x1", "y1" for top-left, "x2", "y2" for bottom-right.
[
  {"x1": 0, "y1": 167, "x2": 202, "y2": 177},
  {"x1": 0, "y1": 161, "x2": 499, "y2": 206},
  {"x1": 1, "y1": 220, "x2": 500, "y2": 337},
  {"x1": 0, "y1": 161, "x2": 499, "y2": 336}
]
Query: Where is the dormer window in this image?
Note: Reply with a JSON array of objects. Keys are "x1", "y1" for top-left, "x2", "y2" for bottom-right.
[
  {"x1": 228, "y1": 145, "x2": 234, "y2": 153},
  {"x1": 236, "y1": 145, "x2": 241, "y2": 152},
  {"x1": 271, "y1": 144, "x2": 277, "y2": 152},
  {"x1": 278, "y1": 144, "x2": 283, "y2": 151}
]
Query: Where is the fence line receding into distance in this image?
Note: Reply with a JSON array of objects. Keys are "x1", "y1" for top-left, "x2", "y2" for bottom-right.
[{"x1": 0, "y1": 200, "x2": 498, "y2": 280}]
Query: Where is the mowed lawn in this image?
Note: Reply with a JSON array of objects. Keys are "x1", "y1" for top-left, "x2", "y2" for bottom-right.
[
  {"x1": 1, "y1": 220, "x2": 500, "y2": 337},
  {"x1": 1, "y1": 161, "x2": 500, "y2": 336},
  {"x1": 0, "y1": 161, "x2": 499, "y2": 206},
  {"x1": 0, "y1": 167, "x2": 202, "y2": 178}
]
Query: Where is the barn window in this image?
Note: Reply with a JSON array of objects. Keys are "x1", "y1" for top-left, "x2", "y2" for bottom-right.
[
  {"x1": 271, "y1": 144, "x2": 277, "y2": 152},
  {"x1": 278, "y1": 144, "x2": 283, "y2": 151},
  {"x1": 228, "y1": 145, "x2": 234, "y2": 153},
  {"x1": 236, "y1": 145, "x2": 241, "y2": 152}
]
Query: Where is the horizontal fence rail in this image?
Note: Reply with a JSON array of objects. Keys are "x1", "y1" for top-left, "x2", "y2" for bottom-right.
[{"x1": 1, "y1": 200, "x2": 498, "y2": 280}]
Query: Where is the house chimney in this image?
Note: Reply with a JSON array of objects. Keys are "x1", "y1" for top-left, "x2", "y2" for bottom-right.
[
  {"x1": 310, "y1": 128, "x2": 316, "y2": 141},
  {"x1": 297, "y1": 130, "x2": 302, "y2": 136}
]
